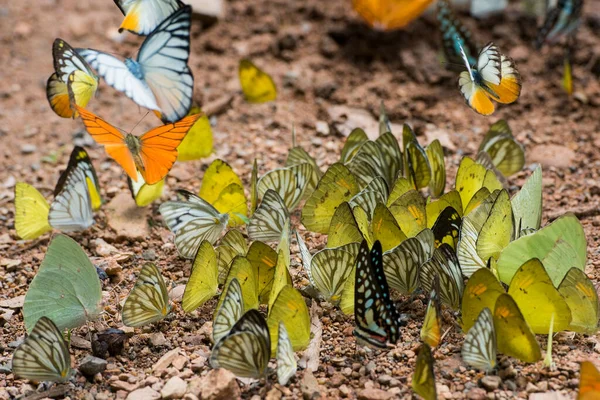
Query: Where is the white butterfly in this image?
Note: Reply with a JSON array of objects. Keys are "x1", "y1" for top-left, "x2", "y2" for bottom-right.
[
  {"x1": 276, "y1": 322, "x2": 297, "y2": 385},
  {"x1": 78, "y1": 6, "x2": 193, "y2": 122},
  {"x1": 122, "y1": 263, "x2": 171, "y2": 327},
  {"x1": 114, "y1": 0, "x2": 184, "y2": 35},
  {"x1": 461, "y1": 307, "x2": 497, "y2": 371}
]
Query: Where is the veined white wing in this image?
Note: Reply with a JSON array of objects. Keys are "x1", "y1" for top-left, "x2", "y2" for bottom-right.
[
  {"x1": 53, "y1": 38, "x2": 97, "y2": 82},
  {"x1": 476, "y1": 43, "x2": 501, "y2": 86},
  {"x1": 276, "y1": 322, "x2": 297, "y2": 385},
  {"x1": 48, "y1": 159, "x2": 94, "y2": 232},
  {"x1": 159, "y1": 190, "x2": 229, "y2": 258},
  {"x1": 213, "y1": 278, "x2": 245, "y2": 344},
  {"x1": 115, "y1": 0, "x2": 184, "y2": 35},
  {"x1": 76, "y1": 49, "x2": 160, "y2": 111},
  {"x1": 462, "y1": 307, "x2": 497, "y2": 372},
  {"x1": 122, "y1": 263, "x2": 171, "y2": 327}
]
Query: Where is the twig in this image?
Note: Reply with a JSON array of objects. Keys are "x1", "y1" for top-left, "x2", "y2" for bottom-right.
[{"x1": 547, "y1": 205, "x2": 600, "y2": 221}]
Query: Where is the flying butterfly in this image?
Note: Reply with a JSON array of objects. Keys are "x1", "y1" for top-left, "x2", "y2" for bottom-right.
[
  {"x1": 437, "y1": 0, "x2": 478, "y2": 67},
  {"x1": 352, "y1": 0, "x2": 434, "y2": 31},
  {"x1": 159, "y1": 190, "x2": 229, "y2": 258},
  {"x1": 74, "y1": 104, "x2": 200, "y2": 184},
  {"x1": 12, "y1": 317, "x2": 72, "y2": 383},
  {"x1": 122, "y1": 263, "x2": 171, "y2": 327},
  {"x1": 412, "y1": 343, "x2": 437, "y2": 400},
  {"x1": 78, "y1": 6, "x2": 193, "y2": 122},
  {"x1": 534, "y1": 0, "x2": 583, "y2": 49},
  {"x1": 47, "y1": 38, "x2": 98, "y2": 118},
  {"x1": 114, "y1": 0, "x2": 185, "y2": 35},
  {"x1": 458, "y1": 42, "x2": 522, "y2": 116},
  {"x1": 239, "y1": 59, "x2": 277, "y2": 103},
  {"x1": 461, "y1": 308, "x2": 496, "y2": 372},
  {"x1": 354, "y1": 240, "x2": 401, "y2": 348},
  {"x1": 210, "y1": 309, "x2": 271, "y2": 379}
]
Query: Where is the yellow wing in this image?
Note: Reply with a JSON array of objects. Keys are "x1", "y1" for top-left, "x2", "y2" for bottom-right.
[
  {"x1": 353, "y1": 0, "x2": 435, "y2": 31},
  {"x1": 267, "y1": 285, "x2": 310, "y2": 356},
  {"x1": 177, "y1": 106, "x2": 213, "y2": 161},
  {"x1": 239, "y1": 59, "x2": 277, "y2": 103},
  {"x1": 182, "y1": 241, "x2": 218, "y2": 313},
  {"x1": 14, "y1": 183, "x2": 52, "y2": 240},
  {"x1": 578, "y1": 361, "x2": 600, "y2": 400}
]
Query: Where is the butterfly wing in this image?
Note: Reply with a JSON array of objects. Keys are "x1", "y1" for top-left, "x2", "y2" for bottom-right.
[
  {"x1": 412, "y1": 343, "x2": 437, "y2": 400},
  {"x1": 213, "y1": 278, "x2": 245, "y2": 343},
  {"x1": 137, "y1": 113, "x2": 200, "y2": 184},
  {"x1": 137, "y1": 6, "x2": 193, "y2": 122},
  {"x1": 46, "y1": 74, "x2": 74, "y2": 118},
  {"x1": 459, "y1": 72, "x2": 496, "y2": 116},
  {"x1": 14, "y1": 183, "x2": 52, "y2": 240},
  {"x1": 239, "y1": 59, "x2": 277, "y2": 103},
  {"x1": 461, "y1": 307, "x2": 497, "y2": 371},
  {"x1": 488, "y1": 55, "x2": 521, "y2": 104},
  {"x1": 49, "y1": 161, "x2": 95, "y2": 232},
  {"x1": 77, "y1": 49, "x2": 160, "y2": 112},
  {"x1": 73, "y1": 105, "x2": 137, "y2": 181},
  {"x1": 115, "y1": 0, "x2": 184, "y2": 35},
  {"x1": 12, "y1": 317, "x2": 72, "y2": 383},
  {"x1": 578, "y1": 361, "x2": 600, "y2": 400},
  {"x1": 122, "y1": 263, "x2": 171, "y2": 327},
  {"x1": 276, "y1": 322, "x2": 297, "y2": 386},
  {"x1": 248, "y1": 189, "x2": 290, "y2": 242}
]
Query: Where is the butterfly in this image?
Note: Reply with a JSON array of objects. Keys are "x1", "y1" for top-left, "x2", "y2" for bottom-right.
[
  {"x1": 257, "y1": 163, "x2": 314, "y2": 211},
  {"x1": 210, "y1": 309, "x2": 271, "y2": 379},
  {"x1": 412, "y1": 343, "x2": 437, "y2": 400},
  {"x1": 474, "y1": 190, "x2": 513, "y2": 264},
  {"x1": 461, "y1": 307, "x2": 496, "y2": 372},
  {"x1": 535, "y1": 0, "x2": 583, "y2": 49},
  {"x1": 558, "y1": 267, "x2": 599, "y2": 335},
  {"x1": 402, "y1": 124, "x2": 431, "y2": 191},
  {"x1": 326, "y1": 202, "x2": 369, "y2": 248},
  {"x1": 182, "y1": 241, "x2": 219, "y2": 313},
  {"x1": 159, "y1": 190, "x2": 230, "y2": 258},
  {"x1": 267, "y1": 285, "x2": 311, "y2": 355},
  {"x1": 127, "y1": 171, "x2": 165, "y2": 207},
  {"x1": 297, "y1": 231, "x2": 359, "y2": 305},
  {"x1": 213, "y1": 278, "x2": 245, "y2": 344},
  {"x1": 199, "y1": 159, "x2": 248, "y2": 226},
  {"x1": 437, "y1": 0, "x2": 478, "y2": 67},
  {"x1": 431, "y1": 206, "x2": 462, "y2": 250},
  {"x1": 425, "y1": 139, "x2": 446, "y2": 198},
  {"x1": 177, "y1": 105, "x2": 214, "y2": 161},
  {"x1": 239, "y1": 59, "x2": 277, "y2": 103},
  {"x1": 420, "y1": 244, "x2": 464, "y2": 311},
  {"x1": 23, "y1": 234, "x2": 103, "y2": 332},
  {"x1": 478, "y1": 120, "x2": 525, "y2": 177},
  {"x1": 351, "y1": 0, "x2": 434, "y2": 31},
  {"x1": 114, "y1": 0, "x2": 185, "y2": 35},
  {"x1": 454, "y1": 156, "x2": 503, "y2": 214},
  {"x1": 420, "y1": 276, "x2": 443, "y2": 348},
  {"x1": 354, "y1": 240, "x2": 401, "y2": 348},
  {"x1": 276, "y1": 322, "x2": 297, "y2": 386},
  {"x1": 216, "y1": 230, "x2": 250, "y2": 284},
  {"x1": 78, "y1": 6, "x2": 193, "y2": 122},
  {"x1": 122, "y1": 263, "x2": 171, "y2": 327},
  {"x1": 74, "y1": 104, "x2": 200, "y2": 184},
  {"x1": 458, "y1": 42, "x2": 522, "y2": 116},
  {"x1": 14, "y1": 146, "x2": 100, "y2": 240},
  {"x1": 47, "y1": 38, "x2": 98, "y2": 118},
  {"x1": 12, "y1": 317, "x2": 72, "y2": 383},
  {"x1": 578, "y1": 361, "x2": 600, "y2": 400},
  {"x1": 248, "y1": 189, "x2": 290, "y2": 243}
]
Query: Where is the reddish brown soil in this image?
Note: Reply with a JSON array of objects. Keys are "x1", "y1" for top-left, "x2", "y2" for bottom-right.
[{"x1": 1, "y1": 0, "x2": 599, "y2": 399}]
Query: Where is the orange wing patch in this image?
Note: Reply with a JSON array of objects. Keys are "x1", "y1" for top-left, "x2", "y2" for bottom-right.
[
  {"x1": 353, "y1": 0, "x2": 434, "y2": 31},
  {"x1": 579, "y1": 361, "x2": 600, "y2": 400},
  {"x1": 47, "y1": 74, "x2": 74, "y2": 118},
  {"x1": 119, "y1": 6, "x2": 140, "y2": 33},
  {"x1": 469, "y1": 88, "x2": 495, "y2": 116}
]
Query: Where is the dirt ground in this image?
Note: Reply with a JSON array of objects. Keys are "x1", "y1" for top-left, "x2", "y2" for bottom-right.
[{"x1": 1, "y1": 0, "x2": 599, "y2": 399}]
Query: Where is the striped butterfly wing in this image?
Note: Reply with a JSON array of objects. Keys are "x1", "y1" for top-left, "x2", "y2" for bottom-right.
[
  {"x1": 257, "y1": 163, "x2": 313, "y2": 211},
  {"x1": 461, "y1": 308, "x2": 497, "y2": 372},
  {"x1": 247, "y1": 189, "x2": 290, "y2": 242},
  {"x1": 54, "y1": 146, "x2": 102, "y2": 210},
  {"x1": 12, "y1": 317, "x2": 72, "y2": 383},
  {"x1": 210, "y1": 309, "x2": 270, "y2": 379},
  {"x1": 437, "y1": 0, "x2": 477, "y2": 66},
  {"x1": 48, "y1": 151, "x2": 95, "y2": 232},
  {"x1": 310, "y1": 244, "x2": 360, "y2": 305},
  {"x1": 122, "y1": 263, "x2": 171, "y2": 327},
  {"x1": 276, "y1": 322, "x2": 297, "y2": 386},
  {"x1": 159, "y1": 190, "x2": 229, "y2": 258},
  {"x1": 213, "y1": 278, "x2": 245, "y2": 343},
  {"x1": 115, "y1": 0, "x2": 184, "y2": 35},
  {"x1": 137, "y1": 6, "x2": 193, "y2": 123},
  {"x1": 354, "y1": 240, "x2": 401, "y2": 348},
  {"x1": 535, "y1": 0, "x2": 583, "y2": 48}
]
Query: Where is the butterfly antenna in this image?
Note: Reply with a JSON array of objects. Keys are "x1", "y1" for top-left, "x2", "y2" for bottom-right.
[
  {"x1": 291, "y1": 124, "x2": 297, "y2": 148},
  {"x1": 130, "y1": 112, "x2": 151, "y2": 134}
]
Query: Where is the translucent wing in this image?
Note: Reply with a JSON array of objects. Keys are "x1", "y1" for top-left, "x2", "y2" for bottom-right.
[
  {"x1": 12, "y1": 317, "x2": 71, "y2": 383},
  {"x1": 412, "y1": 343, "x2": 436, "y2": 400},
  {"x1": 420, "y1": 277, "x2": 442, "y2": 348},
  {"x1": 257, "y1": 163, "x2": 313, "y2": 211},
  {"x1": 382, "y1": 236, "x2": 429, "y2": 295},
  {"x1": 248, "y1": 189, "x2": 290, "y2": 242},
  {"x1": 115, "y1": 0, "x2": 184, "y2": 35},
  {"x1": 210, "y1": 309, "x2": 270, "y2": 379},
  {"x1": 14, "y1": 183, "x2": 52, "y2": 240},
  {"x1": 354, "y1": 240, "x2": 400, "y2": 348},
  {"x1": 420, "y1": 244, "x2": 463, "y2": 310},
  {"x1": 159, "y1": 190, "x2": 229, "y2": 258},
  {"x1": 276, "y1": 322, "x2": 297, "y2": 386},
  {"x1": 122, "y1": 263, "x2": 171, "y2": 327},
  {"x1": 461, "y1": 308, "x2": 496, "y2": 372},
  {"x1": 213, "y1": 278, "x2": 245, "y2": 343},
  {"x1": 476, "y1": 43, "x2": 502, "y2": 86}
]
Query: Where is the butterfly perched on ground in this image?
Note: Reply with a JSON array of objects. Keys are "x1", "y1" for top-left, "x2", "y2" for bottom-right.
[
  {"x1": 47, "y1": 38, "x2": 98, "y2": 118},
  {"x1": 239, "y1": 59, "x2": 277, "y2": 103},
  {"x1": 352, "y1": 0, "x2": 434, "y2": 31},
  {"x1": 114, "y1": 0, "x2": 185, "y2": 35},
  {"x1": 534, "y1": 0, "x2": 583, "y2": 49},
  {"x1": 437, "y1": 0, "x2": 478, "y2": 67},
  {"x1": 122, "y1": 263, "x2": 171, "y2": 327},
  {"x1": 458, "y1": 42, "x2": 522, "y2": 116},
  {"x1": 462, "y1": 307, "x2": 496, "y2": 371},
  {"x1": 14, "y1": 147, "x2": 100, "y2": 239},
  {"x1": 12, "y1": 317, "x2": 72, "y2": 383},
  {"x1": 578, "y1": 361, "x2": 600, "y2": 400},
  {"x1": 354, "y1": 240, "x2": 401, "y2": 348},
  {"x1": 78, "y1": 6, "x2": 193, "y2": 122},
  {"x1": 412, "y1": 343, "x2": 436, "y2": 400},
  {"x1": 73, "y1": 104, "x2": 200, "y2": 184}
]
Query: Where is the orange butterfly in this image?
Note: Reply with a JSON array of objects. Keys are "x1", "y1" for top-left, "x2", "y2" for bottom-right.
[
  {"x1": 578, "y1": 361, "x2": 600, "y2": 400},
  {"x1": 352, "y1": 0, "x2": 434, "y2": 31},
  {"x1": 73, "y1": 104, "x2": 200, "y2": 184}
]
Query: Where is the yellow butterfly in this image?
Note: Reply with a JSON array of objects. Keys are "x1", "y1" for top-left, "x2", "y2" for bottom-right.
[
  {"x1": 412, "y1": 343, "x2": 436, "y2": 400},
  {"x1": 182, "y1": 241, "x2": 218, "y2": 313},
  {"x1": 421, "y1": 277, "x2": 442, "y2": 348},
  {"x1": 127, "y1": 171, "x2": 164, "y2": 207},
  {"x1": 199, "y1": 159, "x2": 247, "y2": 227},
  {"x1": 177, "y1": 105, "x2": 213, "y2": 161},
  {"x1": 578, "y1": 361, "x2": 600, "y2": 400},
  {"x1": 239, "y1": 59, "x2": 277, "y2": 103}
]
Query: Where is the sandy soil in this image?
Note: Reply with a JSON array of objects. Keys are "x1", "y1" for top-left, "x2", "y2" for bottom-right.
[{"x1": 0, "y1": 0, "x2": 599, "y2": 399}]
